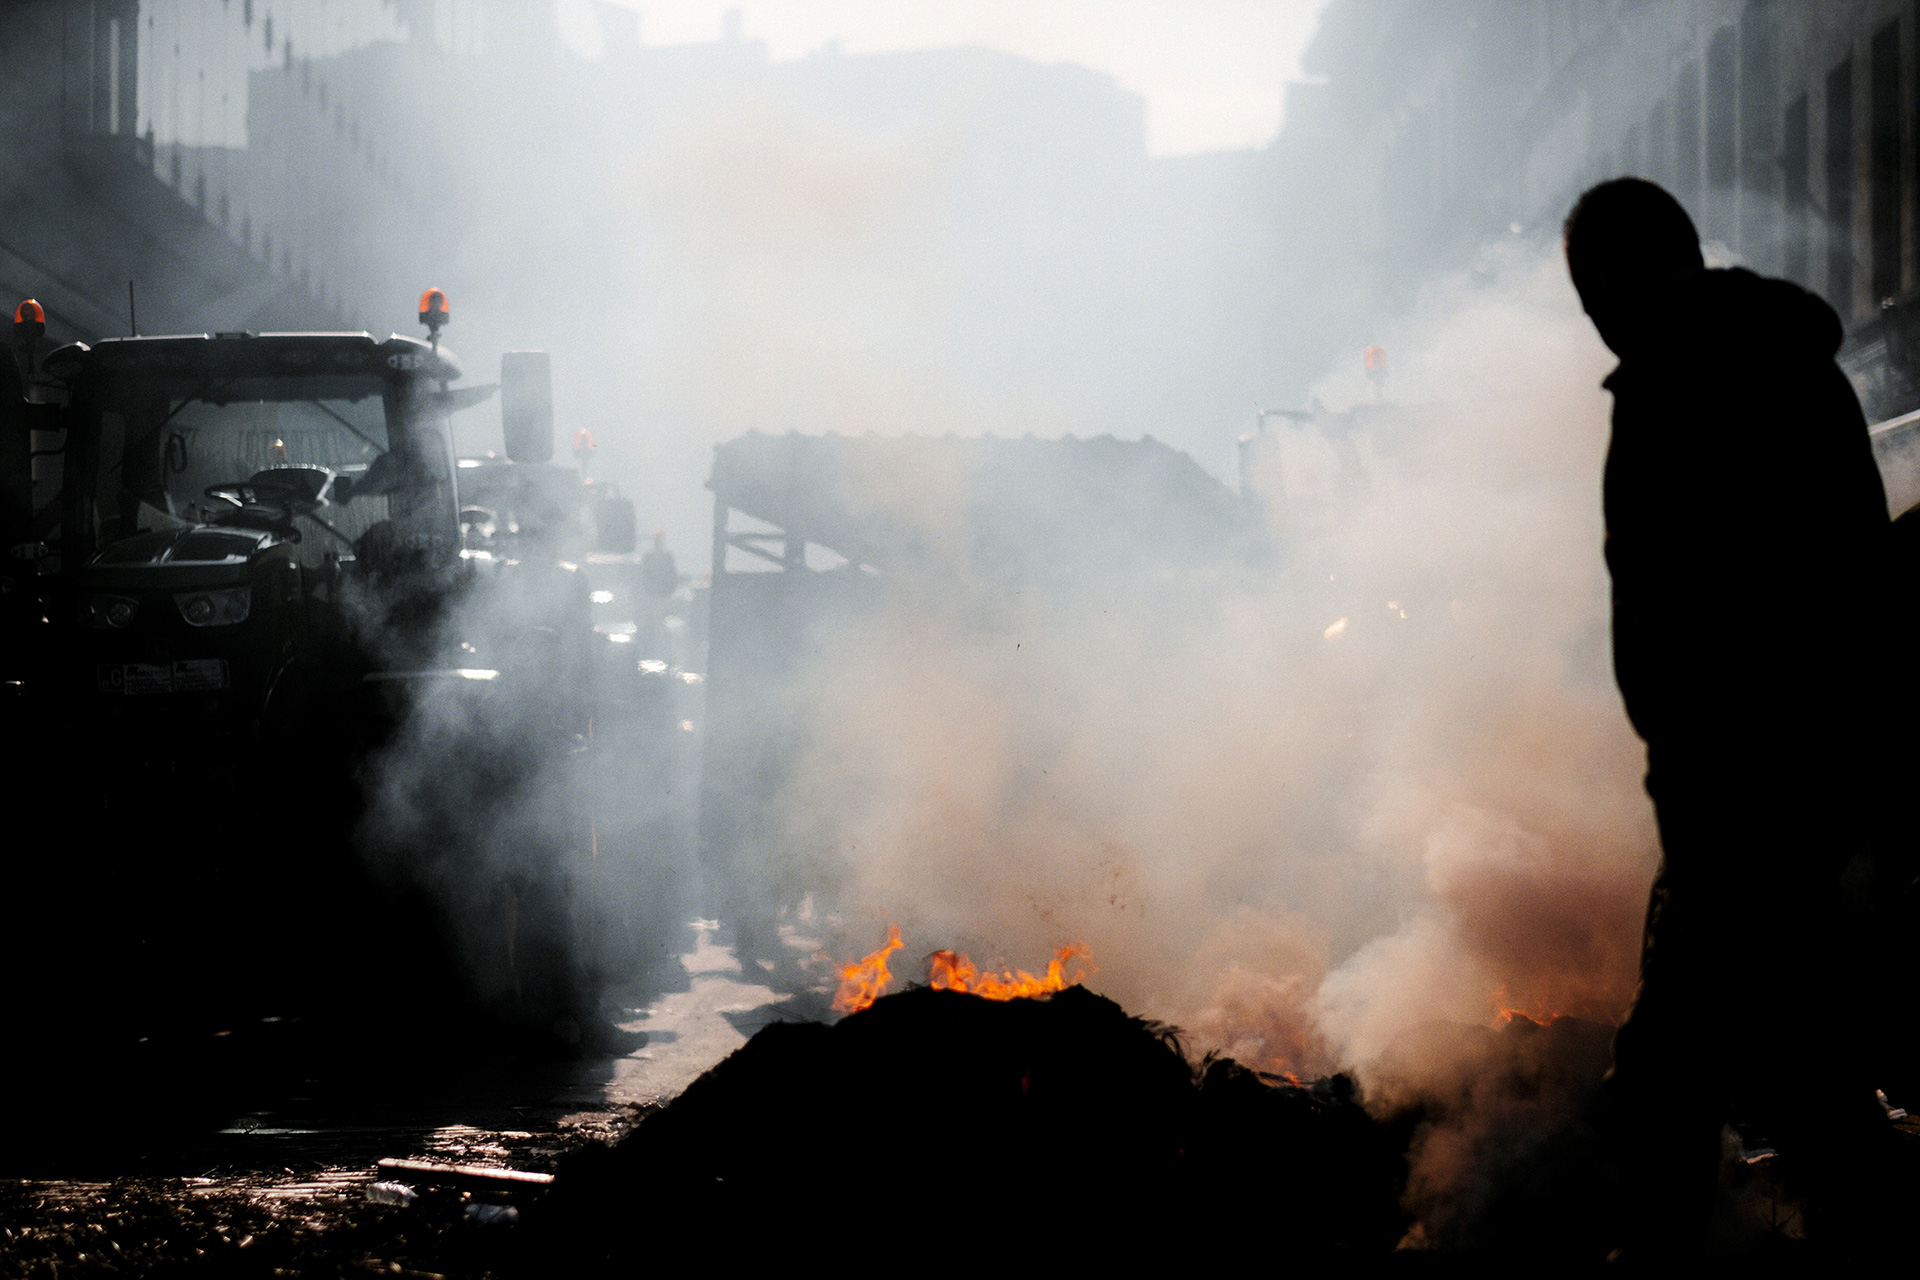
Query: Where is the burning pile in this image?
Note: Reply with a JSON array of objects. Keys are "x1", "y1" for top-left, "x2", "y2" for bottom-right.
[
  {"x1": 535, "y1": 983, "x2": 1407, "y2": 1267},
  {"x1": 831, "y1": 929, "x2": 1093, "y2": 1012}
]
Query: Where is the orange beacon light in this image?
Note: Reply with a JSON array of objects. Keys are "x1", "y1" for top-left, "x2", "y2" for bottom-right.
[
  {"x1": 14, "y1": 298, "x2": 46, "y2": 342},
  {"x1": 418, "y1": 288, "x2": 450, "y2": 334}
]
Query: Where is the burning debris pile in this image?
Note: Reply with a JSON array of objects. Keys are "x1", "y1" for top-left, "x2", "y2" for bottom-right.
[
  {"x1": 534, "y1": 984, "x2": 1407, "y2": 1267},
  {"x1": 830, "y1": 928, "x2": 1095, "y2": 1012}
]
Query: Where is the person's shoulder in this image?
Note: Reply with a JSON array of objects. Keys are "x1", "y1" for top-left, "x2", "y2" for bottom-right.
[
  {"x1": 1695, "y1": 265, "x2": 1827, "y2": 313},
  {"x1": 1689, "y1": 267, "x2": 1843, "y2": 359}
]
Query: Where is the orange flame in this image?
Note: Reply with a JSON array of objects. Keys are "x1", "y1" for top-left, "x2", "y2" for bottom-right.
[
  {"x1": 831, "y1": 925, "x2": 903, "y2": 1014},
  {"x1": 928, "y1": 943, "x2": 1091, "y2": 1001},
  {"x1": 830, "y1": 931, "x2": 1094, "y2": 1013},
  {"x1": 1266, "y1": 1060, "x2": 1304, "y2": 1087},
  {"x1": 1490, "y1": 985, "x2": 1566, "y2": 1028}
]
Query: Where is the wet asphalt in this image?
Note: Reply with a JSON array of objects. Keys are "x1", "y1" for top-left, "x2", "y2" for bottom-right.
[{"x1": 1, "y1": 915, "x2": 839, "y2": 1269}]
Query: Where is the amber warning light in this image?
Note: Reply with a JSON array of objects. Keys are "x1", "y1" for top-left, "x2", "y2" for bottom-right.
[
  {"x1": 14, "y1": 298, "x2": 45, "y2": 341},
  {"x1": 418, "y1": 288, "x2": 450, "y2": 335}
]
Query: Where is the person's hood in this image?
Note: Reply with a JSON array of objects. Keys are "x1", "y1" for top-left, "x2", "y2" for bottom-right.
[
  {"x1": 1668, "y1": 267, "x2": 1843, "y2": 365},
  {"x1": 1604, "y1": 266, "x2": 1843, "y2": 386}
]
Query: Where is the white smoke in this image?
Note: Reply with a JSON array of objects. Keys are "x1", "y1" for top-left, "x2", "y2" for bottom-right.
[{"x1": 764, "y1": 240, "x2": 1656, "y2": 1092}]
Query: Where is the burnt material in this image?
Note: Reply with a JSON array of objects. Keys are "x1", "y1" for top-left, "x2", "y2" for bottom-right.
[{"x1": 536, "y1": 985, "x2": 1407, "y2": 1268}]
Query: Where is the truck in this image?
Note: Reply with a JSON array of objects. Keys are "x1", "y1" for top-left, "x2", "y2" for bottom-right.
[{"x1": 1, "y1": 295, "x2": 599, "y2": 1040}]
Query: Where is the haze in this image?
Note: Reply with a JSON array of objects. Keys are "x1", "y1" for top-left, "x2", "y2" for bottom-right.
[{"x1": 568, "y1": 1, "x2": 1328, "y2": 156}]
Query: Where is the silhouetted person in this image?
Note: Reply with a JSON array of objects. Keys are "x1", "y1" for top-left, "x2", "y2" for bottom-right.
[
  {"x1": 1565, "y1": 178, "x2": 1901, "y2": 1262},
  {"x1": 641, "y1": 528, "x2": 678, "y2": 599}
]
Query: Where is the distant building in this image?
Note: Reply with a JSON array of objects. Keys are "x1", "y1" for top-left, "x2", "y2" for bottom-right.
[
  {"x1": 1, "y1": 2, "x2": 289, "y2": 343},
  {"x1": 1, "y1": 1, "x2": 511, "y2": 343},
  {"x1": 1276, "y1": 0, "x2": 1920, "y2": 419},
  {"x1": 137, "y1": 0, "x2": 479, "y2": 335},
  {"x1": 10, "y1": 0, "x2": 1300, "y2": 508}
]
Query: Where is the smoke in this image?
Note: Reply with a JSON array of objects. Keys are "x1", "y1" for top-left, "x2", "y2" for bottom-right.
[
  {"x1": 1295, "y1": 243, "x2": 1654, "y2": 1079},
  {"x1": 331, "y1": 24, "x2": 1663, "y2": 1235},
  {"x1": 733, "y1": 239, "x2": 1657, "y2": 1232},
  {"x1": 345, "y1": 515, "x2": 693, "y2": 1035},
  {"x1": 427, "y1": 37, "x2": 1299, "y2": 553},
  {"x1": 765, "y1": 236, "x2": 1649, "y2": 1018}
]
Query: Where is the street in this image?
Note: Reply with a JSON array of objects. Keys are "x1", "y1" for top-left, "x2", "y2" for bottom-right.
[{"x1": 0, "y1": 917, "x2": 833, "y2": 1277}]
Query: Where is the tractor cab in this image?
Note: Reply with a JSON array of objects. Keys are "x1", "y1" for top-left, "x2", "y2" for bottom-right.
[
  {"x1": 0, "y1": 299, "x2": 575, "y2": 746},
  {"x1": 8, "y1": 329, "x2": 486, "y2": 738},
  {"x1": 0, "y1": 298, "x2": 598, "y2": 1033}
]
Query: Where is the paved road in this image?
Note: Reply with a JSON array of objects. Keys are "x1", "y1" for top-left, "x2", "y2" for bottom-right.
[
  {"x1": 1, "y1": 913, "x2": 839, "y2": 1279},
  {"x1": 599, "y1": 919, "x2": 824, "y2": 1111}
]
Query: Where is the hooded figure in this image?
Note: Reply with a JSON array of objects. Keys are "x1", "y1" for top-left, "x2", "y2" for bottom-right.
[{"x1": 1565, "y1": 178, "x2": 1903, "y2": 1262}]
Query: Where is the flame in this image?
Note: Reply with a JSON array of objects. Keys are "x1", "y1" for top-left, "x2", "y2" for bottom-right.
[
  {"x1": 1489, "y1": 985, "x2": 1566, "y2": 1028},
  {"x1": 829, "y1": 931, "x2": 1094, "y2": 1013},
  {"x1": 831, "y1": 925, "x2": 903, "y2": 1014},
  {"x1": 928, "y1": 943, "x2": 1091, "y2": 1001}
]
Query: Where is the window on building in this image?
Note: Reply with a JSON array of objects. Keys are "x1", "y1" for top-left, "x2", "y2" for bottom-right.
[
  {"x1": 1647, "y1": 100, "x2": 1670, "y2": 186},
  {"x1": 1674, "y1": 60, "x2": 1702, "y2": 214},
  {"x1": 1739, "y1": 1, "x2": 1779, "y2": 272},
  {"x1": 1784, "y1": 93, "x2": 1810, "y2": 284},
  {"x1": 106, "y1": 17, "x2": 121, "y2": 135},
  {"x1": 1706, "y1": 29, "x2": 1736, "y2": 242},
  {"x1": 1871, "y1": 21, "x2": 1901, "y2": 305},
  {"x1": 1828, "y1": 57, "x2": 1856, "y2": 317}
]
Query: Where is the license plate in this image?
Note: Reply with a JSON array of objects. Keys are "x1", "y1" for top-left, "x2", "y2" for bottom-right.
[
  {"x1": 99, "y1": 659, "x2": 230, "y2": 694},
  {"x1": 173, "y1": 659, "x2": 229, "y2": 692}
]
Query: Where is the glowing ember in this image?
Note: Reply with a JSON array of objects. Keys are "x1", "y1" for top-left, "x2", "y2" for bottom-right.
[
  {"x1": 928, "y1": 943, "x2": 1091, "y2": 1001},
  {"x1": 832, "y1": 925, "x2": 904, "y2": 1014}
]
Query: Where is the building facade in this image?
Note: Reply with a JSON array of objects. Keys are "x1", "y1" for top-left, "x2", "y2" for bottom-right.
[
  {"x1": 11, "y1": 0, "x2": 488, "y2": 344},
  {"x1": 1281, "y1": 0, "x2": 1920, "y2": 419}
]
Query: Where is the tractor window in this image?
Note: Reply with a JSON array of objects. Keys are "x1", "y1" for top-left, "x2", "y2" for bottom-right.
[
  {"x1": 93, "y1": 395, "x2": 394, "y2": 570},
  {"x1": 173, "y1": 399, "x2": 390, "y2": 567}
]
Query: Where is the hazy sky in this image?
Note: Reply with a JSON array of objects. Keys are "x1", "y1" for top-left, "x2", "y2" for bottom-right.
[{"x1": 561, "y1": 0, "x2": 1334, "y2": 156}]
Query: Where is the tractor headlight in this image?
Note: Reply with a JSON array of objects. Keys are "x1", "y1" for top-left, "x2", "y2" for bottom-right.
[{"x1": 174, "y1": 586, "x2": 250, "y2": 627}]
